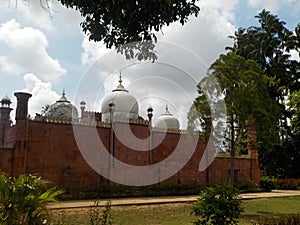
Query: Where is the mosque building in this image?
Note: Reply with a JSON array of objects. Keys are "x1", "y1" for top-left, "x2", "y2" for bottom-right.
[{"x1": 0, "y1": 74, "x2": 260, "y2": 191}]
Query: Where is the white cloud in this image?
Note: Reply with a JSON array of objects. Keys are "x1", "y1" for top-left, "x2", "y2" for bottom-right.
[
  {"x1": 290, "y1": 50, "x2": 300, "y2": 62},
  {"x1": 19, "y1": 73, "x2": 60, "y2": 116},
  {"x1": 199, "y1": 0, "x2": 238, "y2": 22},
  {"x1": 16, "y1": 0, "x2": 54, "y2": 30},
  {"x1": 81, "y1": 35, "x2": 111, "y2": 65},
  {"x1": 0, "y1": 19, "x2": 66, "y2": 82},
  {"x1": 247, "y1": 0, "x2": 281, "y2": 12},
  {"x1": 157, "y1": 0, "x2": 236, "y2": 68}
]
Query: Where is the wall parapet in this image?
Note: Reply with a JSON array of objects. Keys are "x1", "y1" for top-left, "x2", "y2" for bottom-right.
[
  {"x1": 215, "y1": 152, "x2": 251, "y2": 159},
  {"x1": 32, "y1": 115, "x2": 203, "y2": 135},
  {"x1": 33, "y1": 115, "x2": 111, "y2": 128},
  {"x1": 152, "y1": 127, "x2": 187, "y2": 134}
]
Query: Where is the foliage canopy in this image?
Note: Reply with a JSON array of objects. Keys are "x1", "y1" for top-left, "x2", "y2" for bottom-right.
[
  {"x1": 58, "y1": 0, "x2": 200, "y2": 61},
  {"x1": 190, "y1": 53, "x2": 279, "y2": 158},
  {"x1": 226, "y1": 10, "x2": 300, "y2": 177},
  {"x1": 228, "y1": 9, "x2": 300, "y2": 136}
]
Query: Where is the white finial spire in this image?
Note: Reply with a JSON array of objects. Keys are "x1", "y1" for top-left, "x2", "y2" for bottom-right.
[
  {"x1": 165, "y1": 104, "x2": 171, "y2": 114},
  {"x1": 161, "y1": 104, "x2": 172, "y2": 115},
  {"x1": 58, "y1": 88, "x2": 69, "y2": 102},
  {"x1": 113, "y1": 71, "x2": 127, "y2": 92},
  {"x1": 119, "y1": 71, "x2": 122, "y2": 86}
]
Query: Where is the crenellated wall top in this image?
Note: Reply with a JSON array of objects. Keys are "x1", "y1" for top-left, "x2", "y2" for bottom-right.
[{"x1": 32, "y1": 115, "x2": 192, "y2": 134}]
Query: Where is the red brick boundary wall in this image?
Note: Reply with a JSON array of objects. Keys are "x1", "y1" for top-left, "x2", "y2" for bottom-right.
[{"x1": 0, "y1": 92, "x2": 260, "y2": 190}]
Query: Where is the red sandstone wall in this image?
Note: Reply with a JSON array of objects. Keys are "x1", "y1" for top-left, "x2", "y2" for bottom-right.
[
  {"x1": 0, "y1": 119, "x2": 259, "y2": 191},
  {"x1": 4, "y1": 126, "x2": 17, "y2": 144},
  {"x1": 208, "y1": 156, "x2": 252, "y2": 184},
  {"x1": 0, "y1": 148, "x2": 13, "y2": 174},
  {"x1": 24, "y1": 121, "x2": 107, "y2": 190}
]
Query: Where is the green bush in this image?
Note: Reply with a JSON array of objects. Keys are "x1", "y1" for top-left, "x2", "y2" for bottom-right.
[
  {"x1": 191, "y1": 183, "x2": 243, "y2": 225},
  {"x1": 235, "y1": 179, "x2": 259, "y2": 193},
  {"x1": 0, "y1": 172, "x2": 63, "y2": 225},
  {"x1": 89, "y1": 200, "x2": 113, "y2": 225},
  {"x1": 260, "y1": 176, "x2": 277, "y2": 191},
  {"x1": 61, "y1": 182, "x2": 204, "y2": 200},
  {"x1": 276, "y1": 179, "x2": 300, "y2": 190}
]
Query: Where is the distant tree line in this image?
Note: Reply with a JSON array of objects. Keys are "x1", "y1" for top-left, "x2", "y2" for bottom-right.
[{"x1": 190, "y1": 10, "x2": 300, "y2": 179}]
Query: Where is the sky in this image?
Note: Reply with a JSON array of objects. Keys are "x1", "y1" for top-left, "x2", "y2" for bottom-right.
[{"x1": 0, "y1": 0, "x2": 299, "y2": 128}]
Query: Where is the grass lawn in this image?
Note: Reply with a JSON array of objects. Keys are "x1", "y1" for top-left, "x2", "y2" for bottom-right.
[
  {"x1": 239, "y1": 196, "x2": 300, "y2": 225},
  {"x1": 50, "y1": 196, "x2": 300, "y2": 225}
]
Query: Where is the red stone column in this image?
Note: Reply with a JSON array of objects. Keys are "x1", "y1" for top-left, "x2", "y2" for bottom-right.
[
  {"x1": 0, "y1": 108, "x2": 12, "y2": 145},
  {"x1": 247, "y1": 126, "x2": 260, "y2": 185},
  {"x1": 12, "y1": 92, "x2": 32, "y2": 177}
]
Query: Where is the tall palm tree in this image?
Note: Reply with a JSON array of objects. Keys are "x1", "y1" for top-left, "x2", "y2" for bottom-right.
[{"x1": 0, "y1": 172, "x2": 63, "y2": 225}]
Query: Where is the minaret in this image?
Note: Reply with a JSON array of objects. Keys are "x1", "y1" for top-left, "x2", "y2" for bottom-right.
[
  {"x1": 80, "y1": 99, "x2": 86, "y2": 119},
  {"x1": 14, "y1": 92, "x2": 32, "y2": 121},
  {"x1": 0, "y1": 95, "x2": 13, "y2": 145},
  {"x1": 12, "y1": 92, "x2": 32, "y2": 176}
]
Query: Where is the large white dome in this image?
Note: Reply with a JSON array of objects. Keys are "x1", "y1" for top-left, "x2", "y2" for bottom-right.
[
  {"x1": 101, "y1": 76, "x2": 139, "y2": 122},
  {"x1": 45, "y1": 91, "x2": 78, "y2": 119},
  {"x1": 154, "y1": 105, "x2": 180, "y2": 129}
]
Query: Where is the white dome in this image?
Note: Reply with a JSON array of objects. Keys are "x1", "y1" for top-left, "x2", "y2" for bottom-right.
[
  {"x1": 154, "y1": 105, "x2": 180, "y2": 129},
  {"x1": 101, "y1": 76, "x2": 139, "y2": 122},
  {"x1": 45, "y1": 91, "x2": 78, "y2": 119}
]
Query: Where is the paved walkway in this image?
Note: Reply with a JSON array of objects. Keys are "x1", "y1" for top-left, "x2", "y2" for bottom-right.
[{"x1": 48, "y1": 190, "x2": 300, "y2": 210}]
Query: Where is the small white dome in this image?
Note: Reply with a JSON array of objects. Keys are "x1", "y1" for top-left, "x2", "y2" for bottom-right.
[
  {"x1": 1, "y1": 95, "x2": 11, "y2": 106},
  {"x1": 2, "y1": 95, "x2": 11, "y2": 102},
  {"x1": 154, "y1": 105, "x2": 180, "y2": 129},
  {"x1": 101, "y1": 75, "x2": 139, "y2": 122},
  {"x1": 45, "y1": 90, "x2": 78, "y2": 119}
]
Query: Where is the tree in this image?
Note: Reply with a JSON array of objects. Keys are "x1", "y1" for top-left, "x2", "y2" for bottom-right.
[
  {"x1": 41, "y1": 104, "x2": 49, "y2": 116},
  {"x1": 191, "y1": 183, "x2": 242, "y2": 225},
  {"x1": 190, "y1": 53, "x2": 279, "y2": 180},
  {"x1": 289, "y1": 90, "x2": 300, "y2": 134},
  {"x1": 227, "y1": 10, "x2": 300, "y2": 177},
  {"x1": 187, "y1": 86, "x2": 212, "y2": 139},
  {"x1": 273, "y1": 90, "x2": 300, "y2": 178},
  {"x1": 58, "y1": 0, "x2": 200, "y2": 61},
  {"x1": 0, "y1": 172, "x2": 63, "y2": 225},
  {"x1": 227, "y1": 9, "x2": 300, "y2": 140}
]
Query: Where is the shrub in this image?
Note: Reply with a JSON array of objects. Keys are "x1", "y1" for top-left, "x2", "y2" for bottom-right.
[
  {"x1": 235, "y1": 179, "x2": 259, "y2": 193},
  {"x1": 89, "y1": 200, "x2": 113, "y2": 225},
  {"x1": 260, "y1": 176, "x2": 277, "y2": 191},
  {"x1": 191, "y1": 183, "x2": 243, "y2": 225},
  {"x1": 62, "y1": 182, "x2": 204, "y2": 200},
  {"x1": 276, "y1": 179, "x2": 300, "y2": 190},
  {"x1": 0, "y1": 172, "x2": 63, "y2": 225}
]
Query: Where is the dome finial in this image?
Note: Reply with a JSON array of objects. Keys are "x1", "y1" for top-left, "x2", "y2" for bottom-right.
[
  {"x1": 165, "y1": 104, "x2": 171, "y2": 114},
  {"x1": 113, "y1": 71, "x2": 127, "y2": 91},
  {"x1": 119, "y1": 71, "x2": 123, "y2": 86},
  {"x1": 58, "y1": 89, "x2": 69, "y2": 102}
]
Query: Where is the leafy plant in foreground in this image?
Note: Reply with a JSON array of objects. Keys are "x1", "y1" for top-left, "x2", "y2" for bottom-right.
[
  {"x1": 89, "y1": 200, "x2": 113, "y2": 225},
  {"x1": 191, "y1": 183, "x2": 243, "y2": 225},
  {"x1": 0, "y1": 172, "x2": 63, "y2": 225}
]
